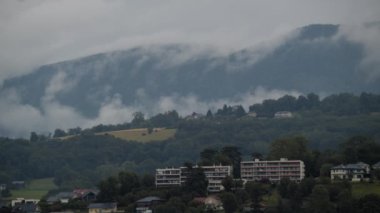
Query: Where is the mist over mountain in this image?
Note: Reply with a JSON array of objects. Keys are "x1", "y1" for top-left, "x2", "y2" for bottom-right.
[{"x1": 0, "y1": 24, "x2": 379, "y2": 137}]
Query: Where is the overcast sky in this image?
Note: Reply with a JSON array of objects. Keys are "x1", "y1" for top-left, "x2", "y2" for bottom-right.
[{"x1": 0, "y1": 0, "x2": 380, "y2": 84}]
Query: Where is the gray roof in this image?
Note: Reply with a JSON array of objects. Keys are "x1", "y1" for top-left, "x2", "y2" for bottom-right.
[
  {"x1": 88, "y1": 203, "x2": 117, "y2": 209},
  {"x1": 136, "y1": 196, "x2": 164, "y2": 203},
  {"x1": 47, "y1": 192, "x2": 74, "y2": 202},
  {"x1": 332, "y1": 162, "x2": 369, "y2": 170}
]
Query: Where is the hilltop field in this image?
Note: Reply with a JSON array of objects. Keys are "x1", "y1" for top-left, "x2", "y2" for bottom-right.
[
  {"x1": 59, "y1": 128, "x2": 176, "y2": 143},
  {"x1": 95, "y1": 128, "x2": 176, "y2": 142}
]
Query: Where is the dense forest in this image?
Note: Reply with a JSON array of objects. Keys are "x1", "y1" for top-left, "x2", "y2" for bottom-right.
[{"x1": 0, "y1": 93, "x2": 380, "y2": 189}]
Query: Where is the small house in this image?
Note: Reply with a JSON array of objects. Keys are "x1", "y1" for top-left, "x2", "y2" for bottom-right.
[
  {"x1": 88, "y1": 203, "x2": 117, "y2": 213},
  {"x1": 274, "y1": 111, "x2": 293, "y2": 118},
  {"x1": 135, "y1": 196, "x2": 164, "y2": 213}
]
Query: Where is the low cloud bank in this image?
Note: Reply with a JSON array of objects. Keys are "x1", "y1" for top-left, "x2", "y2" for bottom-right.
[{"x1": 0, "y1": 87, "x2": 301, "y2": 138}]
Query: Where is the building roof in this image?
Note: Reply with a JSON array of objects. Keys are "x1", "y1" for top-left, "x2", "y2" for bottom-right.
[
  {"x1": 332, "y1": 162, "x2": 369, "y2": 170},
  {"x1": 136, "y1": 196, "x2": 164, "y2": 203},
  {"x1": 47, "y1": 192, "x2": 74, "y2": 203},
  {"x1": 73, "y1": 189, "x2": 99, "y2": 198},
  {"x1": 88, "y1": 203, "x2": 117, "y2": 209}
]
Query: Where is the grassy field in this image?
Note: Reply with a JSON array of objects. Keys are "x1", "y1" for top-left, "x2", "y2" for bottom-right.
[
  {"x1": 352, "y1": 182, "x2": 380, "y2": 198},
  {"x1": 11, "y1": 178, "x2": 57, "y2": 199},
  {"x1": 96, "y1": 128, "x2": 176, "y2": 142}
]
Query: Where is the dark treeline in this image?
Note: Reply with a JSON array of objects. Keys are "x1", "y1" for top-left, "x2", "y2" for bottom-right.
[
  {"x1": 249, "y1": 92, "x2": 380, "y2": 117},
  {"x1": 49, "y1": 92, "x2": 380, "y2": 138}
]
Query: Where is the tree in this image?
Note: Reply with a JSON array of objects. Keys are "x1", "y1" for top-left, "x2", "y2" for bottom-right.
[
  {"x1": 30, "y1": 132, "x2": 38, "y2": 142},
  {"x1": 320, "y1": 163, "x2": 333, "y2": 177},
  {"x1": 306, "y1": 185, "x2": 335, "y2": 213},
  {"x1": 1, "y1": 188, "x2": 11, "y2": 197},
  {"x1": 182, "y1": 164, "x2": 208, "y2": 196},
  {"x1": 246, "y1": 182, "x2": 267, "y2": 211},
  {"x1": 220, "y1": 192, "x2": 238, "y2": 213},
  {"x1": 118, "y1": 171, "x2": 140, "y2": 195},
  {"x1": 206, "y1": 109, "x2": 213, "y2": 118},
  {"x1": 336, "y1": 190, "x2": 354, "y2": 213},
  {"x1": 132, "y1": 112, "x2": 145, "y2": 126},
  {"x1": 141, "y1": 174, "x2": 155, "y2": 188},
  {"x1": 357, "y1": 194, "x2": 380, "y2": 213},
  {"x1": 200, "y1": 148, "x2": 218, "y2": 165},
  {"x1": 221, "y1": 176, "x2": 233, "y2": 192},
  {"x1": 97, "y1": 176, "x2": 119, "y2": 202},
  {"x1": 268, "y1": 136, "x2": 310, "y2": 161},
  {"x1": 341, "y1": 136, "x2": 380, "y2": 164},
  {"x1": 53, "y1": 129, "x2": 66, "y2": 138},
  {"x1": 221, "y1": 146, "x2": 241, "y2": 178}
]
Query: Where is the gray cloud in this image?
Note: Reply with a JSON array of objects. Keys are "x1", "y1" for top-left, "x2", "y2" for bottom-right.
[
  {"x1": 1, "y1": 0, "x2": 379, "y2": 84},
  {"x1": 0, "y1": 85, "x2": 301, "y2": 138},
  {"x1": 338, "y1": 23, "x2": 380, "y2": 80}
]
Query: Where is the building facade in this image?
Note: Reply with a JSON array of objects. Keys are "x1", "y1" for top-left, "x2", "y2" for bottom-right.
[
  {"x1": 155, "y1": 168, "x2": 181, "y2": 187},
  {"x1": 155, "y1": 165, "x2": 232, "y2": 192},
  {"x1": 330, "y1": 162, "x2": 370, "y2": 182},
  {"x1": 241, "y1": 158, "x2": 305, "y2": 182}
]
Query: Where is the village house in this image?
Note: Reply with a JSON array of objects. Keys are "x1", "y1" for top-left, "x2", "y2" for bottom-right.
[
  {"x1": 330, "y1": 162, "x2": 370, "y2": 182},
  {"x1": 88, "y1": 203, "x2": 117, "y2": 213},
  {"x1": 135, "y1": 196, "x2": 164, "y2": 213},
  {"x1": 274, "y1": 111, "x2": 293, "y2": 118}
]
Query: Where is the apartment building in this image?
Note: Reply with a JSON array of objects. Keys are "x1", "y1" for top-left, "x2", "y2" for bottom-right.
[
  {"x1": 155, "y1": 168, "x2": 181, "y2": 187},
  {"x1": 241, "y1": 158, "x2": 305, "y2": 182},
  {"x1": 155, "y1": 165, "x2": 232, "y2": 192}
]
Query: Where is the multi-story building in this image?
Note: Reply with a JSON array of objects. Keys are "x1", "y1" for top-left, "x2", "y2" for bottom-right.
[
  {"x1": 241, "y1": 158, "x2": 305, "y2": 182},
  {"x1": 330, "y1": 162, "x2": 370, "y2": 182},
  {"x1": 155, "y1": 167, "x2": 181, "y2": 187},
  {"x1": 155, "y1": 165, "x2": 232, "y2": 192},
  {"x1": 202, "y1": 165, "x2": 233, "y2": 192}
]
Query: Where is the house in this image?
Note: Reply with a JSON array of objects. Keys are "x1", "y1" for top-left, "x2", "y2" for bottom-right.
[
  {"x1": 192, "y1": 196, "x2": 223, "y2": 211},
  {"x1": 247, "y1": 112, "x2": 257, "y2": 118},
  {"x1": 0, "y1": 184, "x2": 6, "y2": 191},
  {"x1": 330, "y1": 162, "x2": 370, "y2": 182},
  {"x1": 241, "y1": 158, "x2": 305, "y2": 183},
  {"x1": 11, "y1": 198, "x2": 39, "y2": 207},
  {"x1": 274, "y1": 111, "x2": 293, "y2": 118},
  {"x1": 135, "y1": 196, "x2": 164, "y2": 213},
  {"x1": 11, "y1": 181, "x2": 25, "y2": 189},
  {"x1": 47, "y1": 192, "x2": 74, "y2": 204},
  {"x1": 88, "y1": 203, "x2": 117, "y2": 213},
  {"x1": 185, "y1": 112, "x2": 204, "y2": 120},
  {"x1": 12, "y1": 203, "x2": 39, "y2": 213},
  {"x1": 73, "y1": 189, "x2": 98, "y2": 201}
]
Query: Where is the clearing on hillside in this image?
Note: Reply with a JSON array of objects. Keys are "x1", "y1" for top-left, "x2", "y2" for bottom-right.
[
  {"x1": 352, "y1": 182, "x2": 380, "y2": 198},
  {"x1": 96, "y1": 128, "x2": 176, "y2": 142},
  {"x1": 11, "y1": 178, "x2": 57, "y2": 199}
]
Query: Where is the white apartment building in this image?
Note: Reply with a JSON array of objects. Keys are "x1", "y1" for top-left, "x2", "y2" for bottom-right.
[
  {"x1": 241, "y1": 158, "x2": 305, "y2": 182},
  {"x1": 155, "y1": 168, "x2": 181, "y2": 187},
  {"x1": 155, "y1": 165, "x2": 232, "y2": 192}
]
